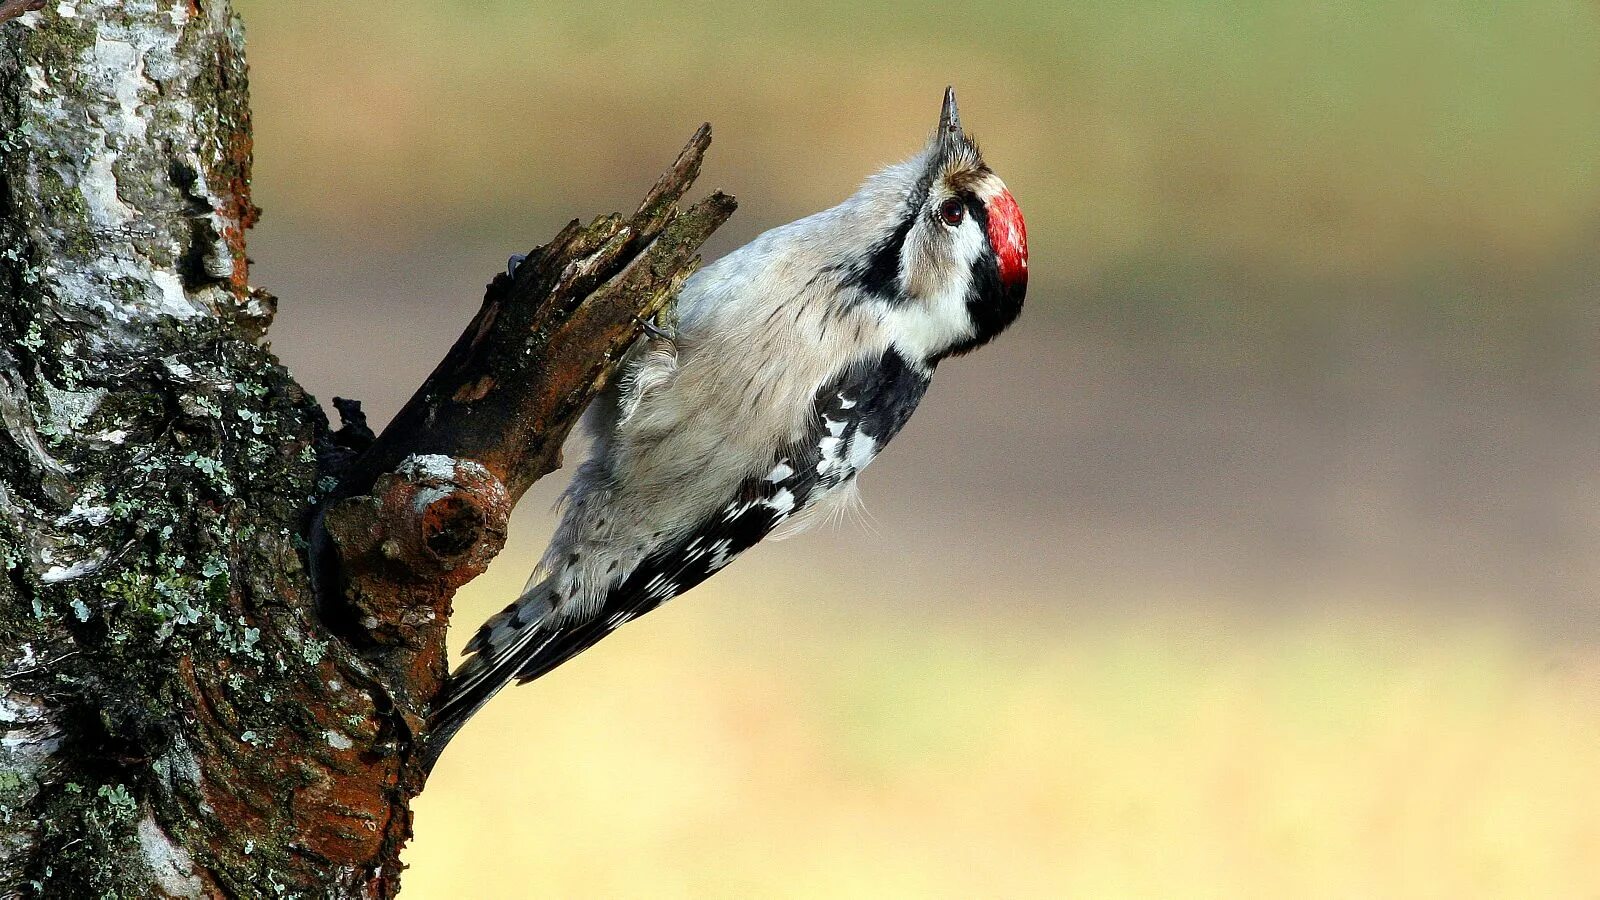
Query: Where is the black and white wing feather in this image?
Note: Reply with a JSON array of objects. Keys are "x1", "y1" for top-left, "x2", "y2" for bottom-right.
[
  {"x1": 507, "y1": 348, "x2": 930, "y2": 682},
  {"x1": 424, "y1": 350, "x2": 930, "y2": 766}
]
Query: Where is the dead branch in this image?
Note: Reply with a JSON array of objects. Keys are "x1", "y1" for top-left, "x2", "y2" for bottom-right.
[
  {"x1": 0, "y1": 2, "x2": 735, "y2": 892},
  {"x1": 313, "y1": 125, "x2": 736, "y2": 760}
]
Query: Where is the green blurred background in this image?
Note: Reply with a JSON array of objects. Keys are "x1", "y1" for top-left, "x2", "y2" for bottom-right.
[{"x1": 232, "y1": 1, "x2": 1600, "y2": 896}]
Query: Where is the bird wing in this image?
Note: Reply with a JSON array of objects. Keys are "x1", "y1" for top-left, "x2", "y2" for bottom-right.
[
  {"x1": 506, "y1": 347, "x2": 932, "y2": 684},
  {"x1": 425, "y1": 349, "x2": 932, "y2": 762}
]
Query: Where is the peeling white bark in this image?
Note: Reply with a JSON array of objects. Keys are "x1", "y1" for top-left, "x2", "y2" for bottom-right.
[
  {"x1": 0, "y1": 0, "x2": 568, "y2": 890},
  {"x1": 11, "y1": 0, "x2": 251, "y2": 353}
]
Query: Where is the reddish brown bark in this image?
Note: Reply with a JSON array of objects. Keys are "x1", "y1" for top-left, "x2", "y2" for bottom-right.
[
  {"x1": 309, "y1": 130, "x2": 735, "y2": 893},
  {"x1": 0, "y1": 2, "x2": 733, "y2": 896}
]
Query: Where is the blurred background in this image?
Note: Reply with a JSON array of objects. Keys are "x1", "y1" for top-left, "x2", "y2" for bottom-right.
[{"x1": 233, "y1": 1, "x2": 1600, "y2": 896}]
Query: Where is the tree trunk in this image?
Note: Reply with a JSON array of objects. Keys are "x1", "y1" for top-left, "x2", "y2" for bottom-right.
[{"x1": 0, "y1": 2, "x2": 732, "y2": 896}]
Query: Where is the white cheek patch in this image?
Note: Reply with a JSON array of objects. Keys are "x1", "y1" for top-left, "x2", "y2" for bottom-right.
[{"x1": 880, "y1": 218, "x2": 986, "y2": 361}]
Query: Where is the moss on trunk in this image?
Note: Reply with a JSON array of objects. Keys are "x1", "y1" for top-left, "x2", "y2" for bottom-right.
[
  {"x1": 0, "y1": 2, "x2": 409, "y2": 895},
  {"x1": 0, "y1": 3, "x2": 731, "y2": 895}
]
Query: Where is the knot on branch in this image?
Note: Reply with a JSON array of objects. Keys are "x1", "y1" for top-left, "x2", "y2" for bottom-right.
[{"x1": 323, "y1": 455, "x2": 509, "y2": 649}]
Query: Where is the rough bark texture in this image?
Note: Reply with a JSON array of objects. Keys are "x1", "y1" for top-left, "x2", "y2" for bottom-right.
[{"x1": 0, "y1": 2, "x2": 731, "y2": 896}]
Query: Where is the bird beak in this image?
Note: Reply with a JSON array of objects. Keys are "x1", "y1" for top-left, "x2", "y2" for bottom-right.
[{"x1": 938, "y1": 86, "x2": 962, "y2": 137}]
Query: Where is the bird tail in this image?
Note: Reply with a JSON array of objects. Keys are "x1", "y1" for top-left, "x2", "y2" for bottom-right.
[{"x1": 419, "y1": 578, "x2": 562, "y2": 772}]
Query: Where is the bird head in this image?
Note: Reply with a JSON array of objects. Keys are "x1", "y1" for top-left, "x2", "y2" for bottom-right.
[{"x1": 844, "y1": 87, "x2": 1029, "y2": 362}]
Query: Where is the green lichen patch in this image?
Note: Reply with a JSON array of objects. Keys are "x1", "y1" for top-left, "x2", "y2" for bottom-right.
[{"x1": 3, "y1": 308, "x2": 354, "y2": 894}]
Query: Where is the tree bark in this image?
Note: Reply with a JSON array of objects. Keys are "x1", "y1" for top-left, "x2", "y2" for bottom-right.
[{"x1": 0, "y1": 3, "x2": 732, "y2": 896}]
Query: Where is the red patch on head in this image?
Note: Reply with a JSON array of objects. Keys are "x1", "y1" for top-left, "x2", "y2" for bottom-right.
[{"x1": 985, "y1": 189, "x2": 1028, "y2": 289}]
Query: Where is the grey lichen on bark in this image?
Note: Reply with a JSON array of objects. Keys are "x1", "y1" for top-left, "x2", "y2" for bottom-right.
[
  {"x1": 0, "y1": 0, "x2": 734, "y2": 896},
  {"x1": 0, "y1": 1, "x2": 340, "y2": 895},
  {"x1": 0, "y1": 0, "x2": 458, "y2": 894}
]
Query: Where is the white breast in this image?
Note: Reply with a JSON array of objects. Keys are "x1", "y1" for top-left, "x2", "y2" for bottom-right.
[{"x1": 536, "y1": 214, "x2": 898, "y2": 614}]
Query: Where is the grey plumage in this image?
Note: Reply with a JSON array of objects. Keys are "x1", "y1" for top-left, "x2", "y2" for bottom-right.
[{"x1": 423, "y1": 87, "x2": 1028, "y2": 767}]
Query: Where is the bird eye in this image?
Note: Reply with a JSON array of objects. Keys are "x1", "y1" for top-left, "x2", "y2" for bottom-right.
[{"x1": 938, "y1": 196, "x2": 965, "y2": 227}]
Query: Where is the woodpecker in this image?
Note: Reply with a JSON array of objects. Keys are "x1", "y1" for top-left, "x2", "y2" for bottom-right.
[{"x1": 424, "y1": 87, "x2": 1028, "y2": 764}]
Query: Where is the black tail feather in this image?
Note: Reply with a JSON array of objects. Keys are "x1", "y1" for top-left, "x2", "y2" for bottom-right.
[
  {"x1": 419, "y1": 643, "x2": 531, "y2": 773},
  {"x1": 419, "y1": 581, "x2": 560, "y2": 772}
]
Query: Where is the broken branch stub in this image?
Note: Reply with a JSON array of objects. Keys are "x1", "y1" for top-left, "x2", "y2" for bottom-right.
[
  {"x1": 338, "y1": 124, "x2": 734, "y2": 507},
  {"x1": 317, "y1": 125, "x2": 735, "y2": 700},
  {"x1": 321, "y1": 455, "x2": 509, "y2": 720}
]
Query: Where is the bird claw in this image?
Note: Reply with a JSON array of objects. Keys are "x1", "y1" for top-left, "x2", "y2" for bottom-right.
[
  {"x1": 506, "y1": 253, "x2": 528, "y2": 278},
  {"x1": 635, "y1": 315, "x2": 674, "y2": 342}
]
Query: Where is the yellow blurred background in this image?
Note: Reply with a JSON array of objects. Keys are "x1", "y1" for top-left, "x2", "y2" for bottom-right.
[{"x1": 231, "y1": 1, "x2": 1600, "y2": 895}]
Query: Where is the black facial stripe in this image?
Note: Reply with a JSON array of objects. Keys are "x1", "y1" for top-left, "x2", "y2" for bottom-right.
[
  {"x1": 841, "y1": 167, "x2": 940, "y2": 302},
  {"x1": 963, "y1": 192, "x2": 989, "y2": 233},
  {"x1": 851, "y1": 212, "x2": 916, "y2": 299}
]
